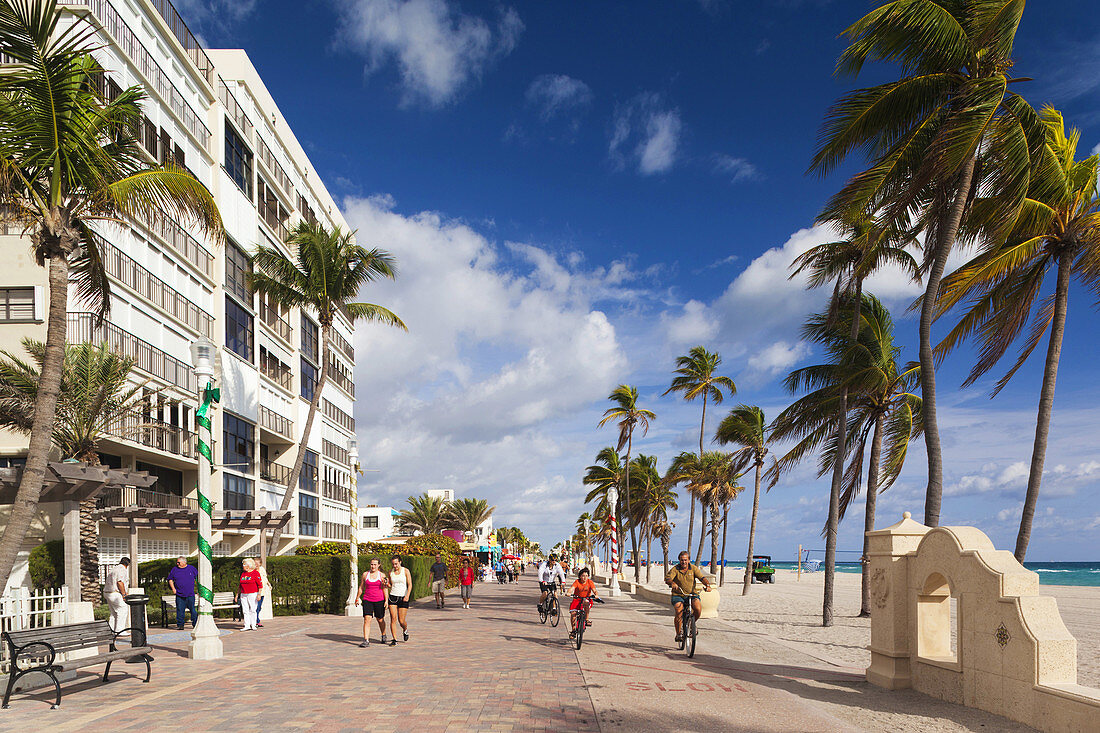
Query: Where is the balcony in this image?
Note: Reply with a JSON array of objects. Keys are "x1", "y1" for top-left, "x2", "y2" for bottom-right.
[
  {"x1": 147, "y1": 0, "x2": 215, "y2": 85},
  {"x1": 68, "y1": 314, "x2": 197, "y2": 393},
  {"x1": 322, "y1": 399, "x2": 354, "y2": 433},
  {"x1": 259, "y1": 346, "x2": 292, "y2": 391},
  {"x1": 322, "y1": 439, "x2": 349, "y2": 466},
  {"x1": 96, "y1": 486, "x2": 198, "y2": 511},
  {"x1": 259, "y1": 459, "x2": 292, "y2": 487},
  {"x1": 330, "y1": 329, "x2": 354, "y2": 361},
  {"x1": 259, "y1": 405, "x2": 293, "y2": 441},
  {"x1": 259, "y1": 301, "x2": 293, "y2": 344},
  {"x1": 322, "y1": 480, "x2": 348, "y2": 503},
  {"x1": 132, "y1": 205, "x2": 215, "y2": 280},
  {"x1": 102, "y1": 241, "x2": 213, "y2": 336},
  {"x1": 103, "y1": 407, "x2": 198, "y2": 459},
  {"x1": 326, "y1": 351, "x2": 355, "y2": 398}
]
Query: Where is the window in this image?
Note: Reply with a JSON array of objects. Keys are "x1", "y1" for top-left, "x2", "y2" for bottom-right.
[
  {"x1": 224, "y1": 119, "x2": 253, "y2": 198},
  {"x1": 0, "y1": 288, "x2": 35, "y2": 322},
  {"x1": 223, "y1": 474, "x2": 254, "y2": 511},
  {"x1": 301, "y1": 316, "x2": 319, "y2": 364},
  {"x1": 300, "y1": 357, "x2": 318, "y2": 401},
  {"x1": 299, "y1": 449, "x2": 318, "y2": 494},
  {"x1": 225, "y1": 296, "x2": 254, "y2": 361},
  {"x1": 222, "y1": 413, "x2": 255, "y2": 474},
  {"x1": 0, "y1": 457, "x2": 26, "y2": 469},
  {"x1": 298, "y1": 493, "x2": 318, "y2": 536},
  {"x1": 362, "y1": 515, "x2": 379, "y2": 529},
  {"x1": 135, "y1": 462, "x2": 182, "y2": 497},
  {"x1": 225, "y1": 240, "x2": 251, "y2": 302}
]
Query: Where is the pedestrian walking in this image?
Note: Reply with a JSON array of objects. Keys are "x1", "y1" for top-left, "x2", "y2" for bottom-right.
[
  {"x1": 387, "y1": 556, "x2": 412, "y2": 646},
  {"x1": 253, "y1": 557, "x2": 270, "y2": 627},
  {"x1": 495, "y1": 558, "x2": 505, "y2": 584},
  {"x1": 104, "y1": 557, "x2": 130, "y2": 633},
  {"x1": 429, "y1": 554, "x2": 448, "y2": 609},
  {"x1": 506, "y1": 561, "x2": 514, "y2": 584},
  {"x1": 166, "y1": 556, "x2": 198, "y2": 630},
  {"x1": 459, "y1": 558, "x2": 475, "y2": 609},
  {"x1": 355, "y1": 557, "x2": 389, "y2": 647},
  {"x1": 237, "y1": 557, "x2": 262, "y2": 631}
]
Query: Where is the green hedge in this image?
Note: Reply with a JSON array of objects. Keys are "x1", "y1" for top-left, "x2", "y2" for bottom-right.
[
  {"x1": 29, "y1": 540, "x2": 64, "y2": 589},
  {"x1": 138, "y1": 554, "x2": 439, "y2": 617}
]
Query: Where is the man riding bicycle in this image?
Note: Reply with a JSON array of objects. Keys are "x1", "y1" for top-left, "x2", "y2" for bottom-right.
[
  {"x1": 664, "y1": 550, "x2": 712, "y2": 643},
  {"x1": 537, "y1": 554, "x2": 567, "y2": 610}
]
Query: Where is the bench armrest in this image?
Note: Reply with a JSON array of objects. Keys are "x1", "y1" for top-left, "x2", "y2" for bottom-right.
[
  {"x1": 7, "y1": 640, "x2": 56, "y2": 672},
  {"x1": 110, "y1": 628, "x2": 146, "y2": 652}
]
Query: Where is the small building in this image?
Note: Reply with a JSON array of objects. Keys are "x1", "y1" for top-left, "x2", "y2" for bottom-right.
[{"x1": 357, "y1": 505, "x2": 399, "y2": 542}]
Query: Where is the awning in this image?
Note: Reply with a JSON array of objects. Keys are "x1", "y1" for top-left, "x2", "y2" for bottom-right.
[
  {"x1": 94, "y1": 507, "x2": 293, "y2": 532},
  {"x1": 0, "y1": 462, "x2": 157, "y2": 503}
]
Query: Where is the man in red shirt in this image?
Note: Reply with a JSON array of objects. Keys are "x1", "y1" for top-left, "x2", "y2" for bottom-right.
[{"x1": 459, "y1": 557, "x2": 476, "y2": 609}]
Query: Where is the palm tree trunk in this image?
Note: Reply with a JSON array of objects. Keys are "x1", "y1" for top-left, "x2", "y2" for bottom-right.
[
  {"x1": 709, "y1": 503, "x2": 718, "y2": 574},
  {"x1": 687, "y1": 394, "x2": 707, "y2": 571},
  {"x1": 79, "y1": 497, "x2": 100, "y2": 601},
  {"x1": 860, "y1": 413, "x2": 885, "y2": 617},
  {"x1": 646, "y1": 525, "x2": 653, "y2": 584},
  {"x1": 271, "y1": 326, "x2": 332, "y2": 551},
  {"x1": 824, "y1": 281, "x2": 862, "y2": 627},
  {"x1": 625, "y1": 435, "x2": 641, "y2": 583},
  {"x1": 0, "y1": 253, "x2": 69, "y2": 591},
  {"x1": 921, "y1": 158, "x2": 977, "y2": 528},
  {"x1": 695, "y1": 501, "x2": 707, "y2": 564},
  {"x1": 719, "y1": 503, "x2": 730, "y2": 585},
  {"x1": 1015, "y1": 250, "x2": 1072, "y2": 563},
  {"x1": 743, "y1": 459, "x2": 763, "y2": 595},
  {"x1": 661, "y1": 537, "x2": 669, "y2": 574}
]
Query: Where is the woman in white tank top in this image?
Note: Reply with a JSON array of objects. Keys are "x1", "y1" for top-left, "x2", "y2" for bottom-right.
[{"x1": 387, "y1": 556, "x2": 412, "y2": 646}]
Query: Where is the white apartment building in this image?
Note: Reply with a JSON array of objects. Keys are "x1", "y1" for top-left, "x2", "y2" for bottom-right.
[{"x1": 0, "y1": 0, "x2": 357, "y2": 586}]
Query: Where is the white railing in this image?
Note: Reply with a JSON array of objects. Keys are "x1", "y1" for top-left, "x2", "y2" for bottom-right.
[{"x1": 0, "y1": 587, "x2": 69, "y2": 674}]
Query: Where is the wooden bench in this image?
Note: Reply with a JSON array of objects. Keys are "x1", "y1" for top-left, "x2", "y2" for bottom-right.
[
  {"x1": 158, "y1": 592, "x2": 240, "y2": 627},
  {"x1": 2, "y1": 620, "x2": 153, "y2": 709}
]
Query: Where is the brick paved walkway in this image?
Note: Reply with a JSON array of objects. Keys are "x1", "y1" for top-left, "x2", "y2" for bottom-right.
[{"x1": 0, "y1": 576, "x2": 596, "y2": 733}]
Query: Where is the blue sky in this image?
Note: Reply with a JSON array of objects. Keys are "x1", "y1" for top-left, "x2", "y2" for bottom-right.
[{"x1": 189, "y1": 0, "x2": 1100, "y2": 561}]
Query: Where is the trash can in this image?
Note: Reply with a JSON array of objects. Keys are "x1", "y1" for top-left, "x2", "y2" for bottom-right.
[{"x1": 124, "y1": 594, "x2": 150, "y2": 647}]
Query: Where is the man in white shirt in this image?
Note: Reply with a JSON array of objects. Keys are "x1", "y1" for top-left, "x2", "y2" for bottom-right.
[
  {"x1": 104, "y1": 558, "x2": 130, "y2": 632},
  {"x1": 537, "y1": 554, "x2": 566, "y2": 610}
]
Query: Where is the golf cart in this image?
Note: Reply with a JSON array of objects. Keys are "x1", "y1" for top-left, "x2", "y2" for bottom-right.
[{"x1": 751, "y1": 555, "x2": 775, "y2": 583}]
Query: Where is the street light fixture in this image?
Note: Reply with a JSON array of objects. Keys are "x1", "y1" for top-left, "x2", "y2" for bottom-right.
[
  {"x1": 188, "y1": 335, "x2": 223, "y2": 659},
  {"x1": 345, "y1": 437, "x2": 362, "y2": 617}
]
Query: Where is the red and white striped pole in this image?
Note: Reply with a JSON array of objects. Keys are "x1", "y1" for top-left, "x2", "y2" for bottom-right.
[{"x1": 608, "y1": 488, "x2": 621, "y2": 596}]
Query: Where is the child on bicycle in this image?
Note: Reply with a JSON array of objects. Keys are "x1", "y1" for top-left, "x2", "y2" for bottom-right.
[{"x1": 568, "y1": 567, "x2": 599, "y2": 639}]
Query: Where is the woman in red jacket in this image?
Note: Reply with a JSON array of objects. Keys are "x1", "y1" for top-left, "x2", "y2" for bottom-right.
[
  {"x1": 237, "y1": 557, "x2": 263, "y2": 631},
  {"x1": 459, "y1": 557, "x2": 476, "y2": 609}
]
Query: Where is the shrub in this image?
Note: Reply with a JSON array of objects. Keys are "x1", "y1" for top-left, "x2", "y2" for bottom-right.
[
  {"x1": 28, "y1": 541, "x2": 64, "y2": 589},
  {"x1": 404, "y1": 534, "x2": 460, "y2": 558}
]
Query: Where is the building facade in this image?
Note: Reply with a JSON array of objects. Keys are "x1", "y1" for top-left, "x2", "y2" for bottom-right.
[{"x1": 0, "y1": 0, "x2": 356, "y2": 587}]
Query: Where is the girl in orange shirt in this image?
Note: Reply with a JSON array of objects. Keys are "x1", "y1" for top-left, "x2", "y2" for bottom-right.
[{"x1": 568, "y1": 567, "x2": 599, "y2": 637}]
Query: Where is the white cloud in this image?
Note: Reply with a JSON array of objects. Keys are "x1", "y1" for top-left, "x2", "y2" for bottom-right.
[
  {"x1": 525, "y1": 74, "x2": 592, "y2": 119},
  {"x1": 609, "y1": 93, "x2": 682, "y2": 175},
  {"x1": 173, "y1": 0, "x2": 258, "y2": 41},
  {"x1": 747, "y1": 340, "x2": 811, "y2": 377},
  {"x1": 336, "y1": 0, "x2": 523, "y2": 107},
  {"x1": 713, "y1": 154, "x2": 760, "y2": 183}
]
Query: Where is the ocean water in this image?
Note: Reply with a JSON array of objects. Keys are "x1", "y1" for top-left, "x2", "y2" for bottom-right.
[{"x1": 719, "y1": 560, "x2": 1100, "y2": 586}]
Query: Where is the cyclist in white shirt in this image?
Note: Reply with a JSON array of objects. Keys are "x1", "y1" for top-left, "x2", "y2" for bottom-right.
[{"x1": 537, "y1": 554, "x2": 567, "y2": 610}]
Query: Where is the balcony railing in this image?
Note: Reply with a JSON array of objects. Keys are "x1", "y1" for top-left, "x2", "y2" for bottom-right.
[
  {"x1": 147, "y1": 0, "x2": 215, "y2": 85},
  {"x1": 103, "y1": 406, "x2": 198, "y2": 458},
  {"x1": 259, "y1": 459, "x2": 292, "y2": 487},
  {"x1": 322, "y1": 400, "x2": 354, "y2": 433},
  {"x1": 96, "y1": 486, "x2": 198, "y2": 511},
  {"x1": 219, "y1": 80, "x2": 254, "y2": 142},
  {"x1": 322, "y1": 480, "x2": 348, "y2": 503},
  {"x1": 259, "y1": 347, "x2": 292, "y2": 390},
  {"x1": 330, "y1": 329, "x2": 354, "y2": 361},
  {"x1": 68, "y1": 313, "x2": 197, "y2": 392},
  {"x1": 132, "y1": 205, "x2": 215, "y2": 280},
  {"x1": 259, "y1": 405, "x2": 293, "y2": 440},
  {"x1": 256, "y1": 131, "x2": 294, "y2": 199},
  {"x1": 326, "y1": 351, "x2": 355, "y2": 397},
  {"x1": 259, "y1": 301, "x2": 292, "y2": 343},
  {"x1": 322, "y1": 439, "x2": 349, "y2": 466},
  {"x1": 59, "y1": 0, "x2": 211, "y2": 145},
  {"x1": 102, "y1": 242, "x2": 213, "y2": 337},
  {"x1": 322, "y1": 521, "x2": 350, "y2": 541}
]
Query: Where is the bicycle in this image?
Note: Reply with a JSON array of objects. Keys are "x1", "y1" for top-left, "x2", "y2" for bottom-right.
[
  {"x1": 676, "y1": 593, "x2": 699, "y2": 658},
  {"x1": 569, "y1": 595, "x2": 604, "y2": 649},
  {"x1": 538, "y1": 582, "x2": 560, "y2": 627}
]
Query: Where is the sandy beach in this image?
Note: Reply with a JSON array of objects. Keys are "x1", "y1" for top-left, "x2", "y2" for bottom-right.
[{"x1": 686, "y1": 569, "x2": 1100, "y2": 689}]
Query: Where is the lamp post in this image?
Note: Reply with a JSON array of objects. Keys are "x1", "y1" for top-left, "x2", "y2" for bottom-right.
[
  {"x1": 607, "y1": 485, "x2": 621, "y2": 597},
  {"x1": 345, "y1": 437, "x2": 362, "y2": 616},
  {"x1": 188, "y1": 336, "x2": 223, "y2": 659}
]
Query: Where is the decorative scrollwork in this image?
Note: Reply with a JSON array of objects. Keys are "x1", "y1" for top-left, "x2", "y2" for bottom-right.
[{"x1": 995, "y1": 622, "x2": 1011, "y2": 648}]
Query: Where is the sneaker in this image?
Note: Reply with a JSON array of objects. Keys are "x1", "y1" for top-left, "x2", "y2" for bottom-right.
[
  {"x1": 674, "y1": 634, "x2": 683, "y2": 643},
  {"x1": 389, "y1": 639, "x2": 397, "y2": 647},
  {"x1": 257, "y1": 623, "x2": 263, "y2": 628},
  {"x1": 568, "y1": 631, "x2": 576, "y2": 639},
  {"x1": 381, "y1": 635, "x2": 387, "y2": 643},
  {"x1": 403, "y1": 630, "x2": 409, "y2": 642},
  {"x1": 359, "y1": 640, "x2": 369, "y2": 648}
]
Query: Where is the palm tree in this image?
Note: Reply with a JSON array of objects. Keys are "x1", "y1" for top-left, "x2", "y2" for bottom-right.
[
  {"x1": 666, "y1": 450, "x2": 739, "y2": 575},
  {"x1": 663, "y1": 347, "x2": 736, "y2": 566},
  {"x1": 575, "y1": 512, "x2": 593, "y2": 562},
  {"x1": 0, "y1": 339, "x2": 144, "y2": 599},
  {"x1": 446, "y1": 498, "x2": 495, "y2": 544},
  {"x1": 652, "y1": 519, "x2": 674, "y2": 573},
  {"x1": 629, "y1": 454, "x2": 676, "y2": 583},
  {"x1": 397, "y1": 493, "x2": 449, "y2": 535},
  {"x1": 0, "y1": 0, "x2": 223, "y2": 590},
  {"x1": 812, "y1": 0, "x2": 1041, "y2": 530},
  {"x1": 598, "y1": 385, "x2": 655, "y2": 583},
  {"x1": 715, "y1": 405, "x2": 777, "y2": 595},
  {"x1": 249, "y1": 221, "x2": 405, "y2": 549},
  {"x1": 711, "y1": 472, "x2": 743, "y2": 585},
  {"x1": 787, "y1": 213, "x2": 916, "y2": 625},
  {"x1": 583, "y1": 446, "x2": 627, "y2": 563},
  {"x1": 934, "y1": 107, "x2": 1100, "y2": 563}
]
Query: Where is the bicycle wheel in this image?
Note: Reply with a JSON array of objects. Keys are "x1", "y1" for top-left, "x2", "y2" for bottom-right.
[
  {"x1": 575, "y1": 610, "x2": 585, "y2": 649},
  {"x1": 538, "y1": 600, "x2": 548, "y2": 624},
  {"x1": 678, "y1": 608, "x2": 687, "y2": 650},
  {"x1": 549, "y1": 597, "x2": 560, "y2": 627},
  {"x1": 685, "y1": 612, "x2": 697, "y2": 658}
]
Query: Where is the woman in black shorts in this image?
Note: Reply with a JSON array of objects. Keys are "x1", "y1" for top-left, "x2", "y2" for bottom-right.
[
  {"x1": 355, "y1": 557, "x2": 389, "y2": 647},
  {"x1": 387, "y1": 556, "x2": 412, "y2": 646}
]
